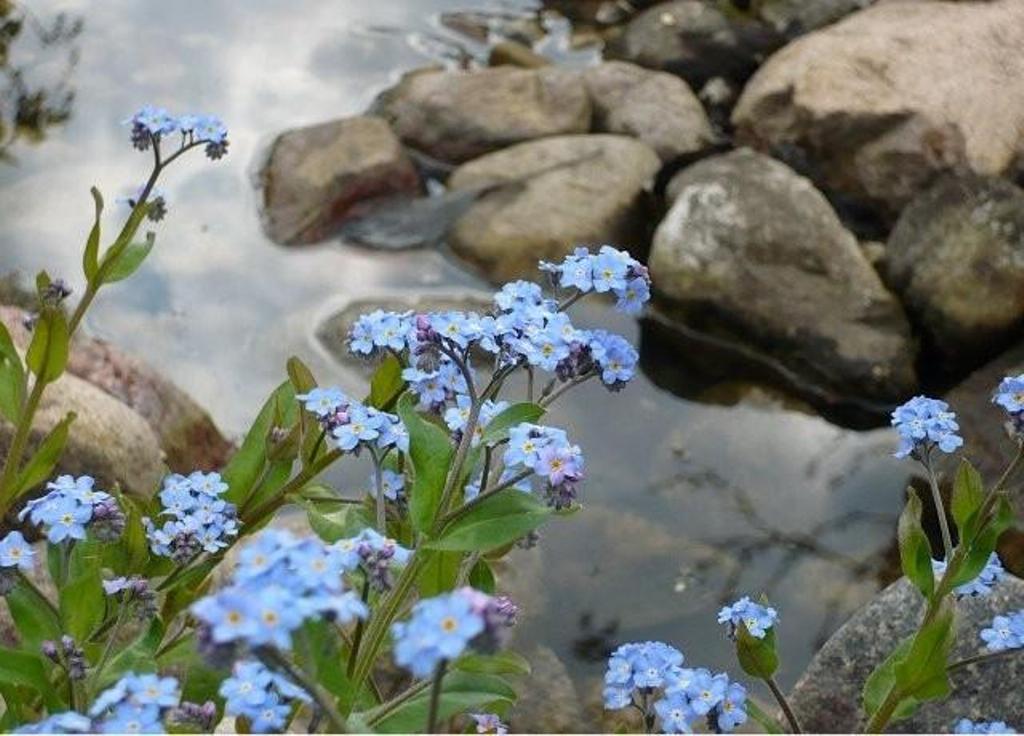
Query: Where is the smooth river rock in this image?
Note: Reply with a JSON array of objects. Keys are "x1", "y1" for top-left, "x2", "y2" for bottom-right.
[
  {"x1": 649, "y1": 148, "x2": 916, "y2": 403},
  {"x1": 733, "y1": 0, "x2": 1024, "y2": 219},
  {"x1": 789, "y1": 576, "x2": 1024, "y2": 732},
  {"x1": 447, "y1": 135, "x2": 661, "y2": 283},
  {"x1": 372, "y1": 66, "x2": 591, "y2": 165},
  {"x1": 887, "y1": 174, "x2": 1024, "y2": 363},
  {"x1": 260, "y1": 115, "x2": 421, "y2": 246},
  {"x1": 0, "y1": 373, "x2": 165, "y2": 499},
  {"x1": 581, "y1": 61, "x2": 714, "y2": 162},
  {"x1": 605, "y1": 0, "x2": 785, "y2": 90}
]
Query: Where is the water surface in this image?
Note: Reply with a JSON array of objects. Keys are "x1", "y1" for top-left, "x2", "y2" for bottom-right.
[{"x1": 0, "y1": 0, "x2": 912, "y2": 722}]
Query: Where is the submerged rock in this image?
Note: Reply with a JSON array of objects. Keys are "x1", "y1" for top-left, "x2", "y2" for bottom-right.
[
  {"x1": 788, "y1": 576, "x2": 1024, "y2": 732},
  {"x1": 372, "y1": 66, "x2": 591, "y2": 164},
  {"x1": 446, "y1": 134, "x2": 660, "y2": 283},
  {"x1": 260, "y1": 115, "x2": 421, "y2": 246},
  {"x1": 648, "y1": 148, "x2": 916, "y2": 403},
  {"x1": 887, "y1": 174, "x2": 1024, "y2": 364},
  {"x1": 510, "y1": 645, "x2": 587, "y2": 733},
  {"x1": 757, "y1": 0, "x2": 872, "y2": 35},
  {"x1": 733, "y1": 0, "x2": 1024, "y2": 220},
  {"x1": 581, "y1": 61, "x2": 714, "y2": 162},
  {"x1": 605, "y1": 0, "x2": 785, "y2": 90}
]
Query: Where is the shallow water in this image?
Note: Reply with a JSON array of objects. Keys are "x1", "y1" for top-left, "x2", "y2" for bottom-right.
[{"x1": 0, "y1": 0, "x2": 913, "y2": 720}]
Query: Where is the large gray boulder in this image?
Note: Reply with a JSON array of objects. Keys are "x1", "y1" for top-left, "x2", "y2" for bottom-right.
[
  {"x1": 260, "y1": 115, "x2": 421, "y2": 246},
  {"x1": 447, "y1": 135, "x2": 660, "y2": 283},
  {"x1": 373, "y1": 67, "x2": 592, "y2": 165},
  {"x1": 581, "y1": 61, "x2": 714, "y2": 162},
  {"x1": 649, "y1": 148, "x2": 916, "y2": 402},
  {"x1": 887, "y1": 174, "x2": 1024, "y2": 362},
  {"x1": 605, "y1": 1, "x2": 785, "y2": 90},
  {"x1": 789, "y1": 576, "x2": 1024, "y2": 732},
  {"x1": 733, "y1": 0, "x2": 1024, "y2": 219}
]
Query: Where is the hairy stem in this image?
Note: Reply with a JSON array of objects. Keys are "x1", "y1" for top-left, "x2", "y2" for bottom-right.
[
  {"x1": 257, "y1": 647, "x2": 346, "y2": 733},
  {"x1": 426, "y1": 659, "x2": 447, "y2": 734},
  {"x1": 922, "y1": 454, "x2": 954, "y2": 561},
  {"x1": 765, "y1": 676, "x2": 802, "y2": 734}
]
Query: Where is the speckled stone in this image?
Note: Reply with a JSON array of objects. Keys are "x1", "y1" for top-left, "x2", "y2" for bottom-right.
[{"x1": 788, "y1": 576, "x2": 1024, "y2": 733}]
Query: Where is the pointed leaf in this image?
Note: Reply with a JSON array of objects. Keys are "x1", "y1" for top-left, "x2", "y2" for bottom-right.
[
  {"x1": 369, "y1": 353, "x2": 405, "y2": 410},
  {"x1": 0, "y1": 648, "x2": 65, "y2": 711},
  {"x1": 366, "y1": 672, "x2": 516, "y2": 733},
  {"x1": 26, "y1": 307, "x2": 69, "y2": 383},
  {"x1": 398, "y1": 393, "x2": 454, "y2": 533},
  {"x1": 14, "y1": 411, "x2": 76, "y2": 496},
  {"x1": 103, "y1": 232, "x2": 155, "y2": 283},
  {"x1": 427, "y1": 489, "x2": 552, "y2": 552},
  {"x1": 0, "y1": 322, "x2": 25, "y2": 423},
  {"x1": 735, "y1": 623, "x2": 778, "y2": 679},
  {"x1": 223, "y1": 380, "x2": 293, "y2": 506},
  {"x1": 951, "y1": 460, "x2": 984, "y2": 539},
  {"x1": 83, "y1": 186, "x2": 104, "y2": 281},
  {"x1": 898, "y1": 489, "x2": 935, "y2": 598}
]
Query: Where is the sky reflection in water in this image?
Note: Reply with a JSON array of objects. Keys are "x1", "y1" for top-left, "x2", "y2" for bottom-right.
[{"x1": 0, "y1": 0, "x2": 912, "y2": 717}]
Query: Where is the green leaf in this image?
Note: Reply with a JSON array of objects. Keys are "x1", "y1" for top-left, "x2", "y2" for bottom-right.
[
  {"x1": 223, "y1": 380, "x2": 293, "y2": 506},
  {"x1": 59, "y1": 544, "x2": 104, "y2": 641},
  {"x1": 398, "y1": 393, "x2": 454, "y2": 533},
  {"x1": 417, "y1": 550, "x2": 461, "y2": 598},
  {"x1": 863, "y1": 637, "x2": 914, "y2": 720},
  {"x1": 897, "y1": 489, "x2": 935, "y2": 598},
  {"x1": 428, "y1": 489, "x2": 552, "y2": 552},
  {"x1": 951, "y1": 460, "x2": 984, "y2": 539},
  {"x1": 735, "y1": 623, "x2": 779, "y2": 679},
  {"x1": 892, "y1": 598, "x2": 955, "y2": 703},
  {"x1": 14, "y1": 411, "x2": 75, "y2": 496},
  {"x1": 951, "y1": 494, "x2": 1014, "y2": 588},
  {"x1": 0, "y1": 648, "x2": 65, "y2": 711},
  {"x1": 99, "y1": 618, "x2": 164, "y2": 689},
  {"x1": 0, "y1": 322, "x2": 25, "y2": 423},
  {"x1": 103, "y1": 232, "x2": 155, "y2": 283},
  {"x1": 293, "y1": 620, "x2": 377, "y2": 710},
  {"x1": 25, "y1": 307, "x2": 69, "y2": 384},
  {"x1": 305, "y1": 500, "x2": 373, "y2": 543},
  {"x1": 369, "y1": 353, "x2": 405, "y2": 410},
  {"x1": 286, "y1": 356, "x2": 317, "y2": 394},
  {"x1": 5, "y1": 576, "x2": 62, "y2": 650},
  {"x1": 744, "y1": 698, "x2": 785, "y2": 734},
  {"x1": 468, "y1": 558, "x2": 496, "y2": 594},
  {"x1": 453, "y1": 651, "x2": 531, "y2": 676},
  {"x1": 480, "y1": 402, "x2": 545, "y2": 445},
  {"x1": 367, "y1": 672, "x2": 516, "y2": 733},
  {"x1": 83, "y1": 186, "x2": 104, "y2": 282}
]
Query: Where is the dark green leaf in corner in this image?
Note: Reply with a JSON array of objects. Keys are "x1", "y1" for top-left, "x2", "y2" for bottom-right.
[{"x1": 897, "y1": 489, "x2": 935, "y2": 598}]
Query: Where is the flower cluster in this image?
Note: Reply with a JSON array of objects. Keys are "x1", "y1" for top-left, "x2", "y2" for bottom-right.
[
  {"x1": 470, "y1": 713, "x2": 509, "y2": 735},
  {"x1": 980, "y1": 609, "x2": 1024, "y2": 651},
  {"x1": 391, "y1": 587, "x2": 517, "y2": 678},
  {"x1": 88, "y1": 672, "x2": 181, "y2": 732},
  {"x1": 19, "y1": 475, "x2": 124, "y2": 544},
  {"x1": 144, "y1": 472, "x2": 239, "y2": 562},
  {"x1": 603, "y1": 641, "x2": 747, "y2": 733},
  {"x1": 993, "y1": 374, "x2": 1024, "y2": 434},
  {"x1": 124, "y1": 106, "x2": 229, "y2": 159},
  {"x1": 103, "y1": 575, "x2": 157, "y2": 619},
  {"x1": 505, "y1": 422, "x2": 584, "y2": 509},
  {"x1": 954, "y1": 719, "x2": 1018, "y2": 734},
  {"x1": 717, "y1": 596, "x2": 779, "y2": 639},
  {"x1": 220, "y1": 659, "x2": 311, "y2": 733},
  {"x1": 0, "y1": 530, "x2": 34, "y2": 593},
  {"x1": 295, "y1": 387, "x2": 408, "y2": 455},
  {"x1": 933, "y1": 553, "x2": 1006, "y2": 598},
  {"x1": 336, "y1": 527, "x2": 412, "y2": 591},
  {"x1": 348, "y1": 248, "x2": 642, "y2": 407},
  {"x1": 891, "y1": 396, "x2": 964, "y2": 459},
  {"x1": 444, "y1": 397, "x2": 509, "y2": 446},
  {"x1": 541, "y1": 245, "x2": 652, "y2": 315},
  {"x1": 192, "y1": 529, "x2": 367, "y2": 652},
  {"x1": 42, "y1": 636, "x2": 86, "y2": 681}
]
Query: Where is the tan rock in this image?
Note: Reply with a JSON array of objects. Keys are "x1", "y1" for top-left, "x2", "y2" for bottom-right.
[
  {"x1": 447, "y1": 134, "x2": 660, "y2": 282},
  {"x1": 733, "y1": 0, "x2": 1024, "y2": 217}
]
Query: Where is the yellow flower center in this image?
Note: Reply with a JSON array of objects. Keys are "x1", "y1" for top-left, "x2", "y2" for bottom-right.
[{"x1": 440, "y1": 616, "x2": 458, "y2": 633}]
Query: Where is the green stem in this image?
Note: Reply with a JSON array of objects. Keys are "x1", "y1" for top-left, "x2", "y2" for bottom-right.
[
  {"x1": 0, "y1": 370, "x2": 47, "y2": 508},
  {"x1": 437, "y1": 469, "x2": 532, "y2": 531},
  {"x1": 764, "y1": 676, "x2": 801, "y2": 734},
  {"x1": 365, "y1": 679, "x2": 431, "y2": 726},
  {"x1": 346, "y1": 577, "x2": 371, "y2": 677},
  {"x1": 947, "y1": 647, "x2": 1023, "y2": 674},
  {"x1": 426, "y1": 659, "x2": 447, "y2": 734},
  {"x1": 370, "y1": 448, "x2": 386, "y2": 532},
  {"x1": 257, "y1": 647, "x2": 346, "y2": 733},
  {"x1": 15, "y1": 570, "x2": 60, "y2": 622},
  {"x1": 922, "y1": 454, "x2": 954, "y2": 561},
  {"x1": 91, "y1": 602, "x2": 130, "y2": 694}
]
